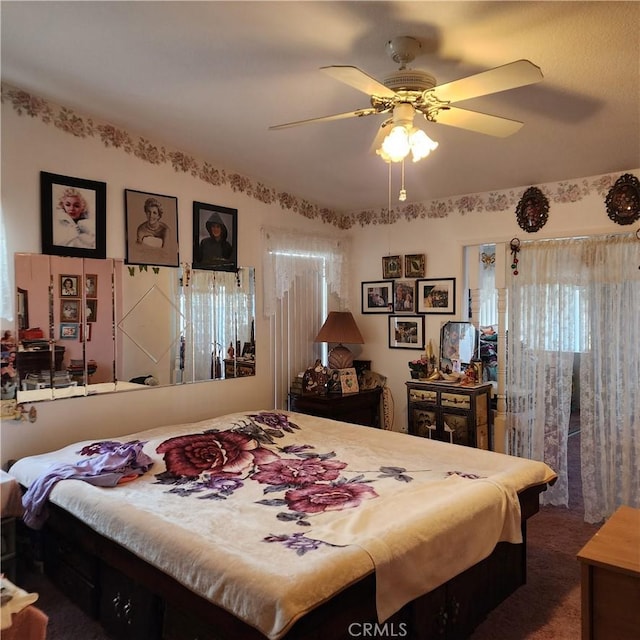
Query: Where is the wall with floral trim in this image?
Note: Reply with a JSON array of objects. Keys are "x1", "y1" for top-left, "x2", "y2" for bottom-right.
[
  {"x1": 0, "y1": 83, "x2": 333, "y2": 466},
  {"x1": 1, "y1": 82, "x2": 638, "y2": 460}
]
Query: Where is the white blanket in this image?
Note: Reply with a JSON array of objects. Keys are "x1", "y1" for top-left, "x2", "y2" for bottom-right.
[{"x1": 10, "y1": 411, "x2": 556, "y2": 639}]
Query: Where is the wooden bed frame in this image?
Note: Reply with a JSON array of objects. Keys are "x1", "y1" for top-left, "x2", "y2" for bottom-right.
[{"x1": 27, "y1": 482, "x2": 548, "y2": 640}]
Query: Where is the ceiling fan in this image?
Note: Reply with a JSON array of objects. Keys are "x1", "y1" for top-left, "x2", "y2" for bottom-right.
[{"x1": 270, "y1": 36, "x2": 543, "y2": 156}]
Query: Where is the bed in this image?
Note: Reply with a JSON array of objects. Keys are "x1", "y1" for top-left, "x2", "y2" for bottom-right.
[{"x1": 10, "y1": 410, "x2": 556, "y2": 640}]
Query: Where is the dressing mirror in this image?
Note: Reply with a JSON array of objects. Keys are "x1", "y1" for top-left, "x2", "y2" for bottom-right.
[
  {"x1": 12, "y1": 253, "x2": 255, "y2": 404},
  {"x1": 439, "y1": 321, "x2": 478, "y2": 370}
]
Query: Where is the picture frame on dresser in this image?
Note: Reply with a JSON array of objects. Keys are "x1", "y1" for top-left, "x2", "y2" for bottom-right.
[
  {"x1": 125, "y1": 188, "x2": 180, "y2": 267},
  {"x1": 40, "y1": 171, "x2": 107, "y2": 259},
  {"x1": 389, "y1": 315, "x2": 425, "y2": 350},
  {"x1": 361, "y1": 281, "x2": 393, "y2": 313},
  {"x1": 416, "y1": 278, "x2": 456, "y2": 314}
]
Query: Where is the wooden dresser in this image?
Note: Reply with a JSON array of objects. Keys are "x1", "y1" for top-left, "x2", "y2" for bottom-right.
[
  {"x1": 406, "y1": 380, "x2": 492, "y2": 449},
  {"x1": 288, "y1": 388, "x2": 382, "y2": 428},
  {"x1": 577, "y1": 505, "x2": 640, "y2": 640}
]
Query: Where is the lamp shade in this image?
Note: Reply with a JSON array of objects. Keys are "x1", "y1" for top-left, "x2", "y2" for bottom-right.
[{"x1": 314, "y1": 312, "x2": 364, "y2": 369}]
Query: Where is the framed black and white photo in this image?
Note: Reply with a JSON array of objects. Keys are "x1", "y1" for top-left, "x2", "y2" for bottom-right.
[
  {"x1": 125, "y1": 189, "x2": 179, "y2": 267},
  {"x1": 361, "y1": 280, "x2": 393, "y2": 314},
  {"x1": 60, "y1": 299, "x2": 80, "y2": 323},
  {"x1": 192, "y1": 201, "x2": 238, "y2": 271},
  {"x1": 60, "y1": 275, "x2": 79, "y2": 297},
  {"x1": 416, "y1": 278, "x2": 456, "y2": 314},
  {"x1": 40, "y1": 171, "x2": 106, "y2": 259},
  {"x1": 85, "y1": 274, "x2": 98, "y2": 298},
  {"x1": 388, "y1": 315, "x2": 425, "y2": 350}
]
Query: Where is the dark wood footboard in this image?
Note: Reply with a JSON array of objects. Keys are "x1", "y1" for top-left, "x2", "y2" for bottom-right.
[{"x1": 30, "y1": 482, "x2": 546, "y2": 640}]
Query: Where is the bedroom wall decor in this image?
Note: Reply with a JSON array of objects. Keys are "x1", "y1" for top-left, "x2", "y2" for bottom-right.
[
  {"x1": 416, "y1": 278, "x2": 456, "y2": 314},
  {"x1": 124, "y1": 189, "x2": 180, "y2": 267},
  {"x1": 361, "y1": 281, "x2": 392, "y2": 314},
  {"x1": 192, "y1": 201, "x2": 238, "y2": 272},
  {"x1": 393, "y1": 280, "x2": 416, "y2": 313},
  {"x1": 404, "y1": 253, "x2": 426, "y2": 278},
  {"x1": 515, "y1": 186, "x2": 550, "y2": 232},
  {"x1": 605, "y1": 173, "x2": 640, "y2": 225},
  {"x1": 382, "y1": 255, "x2": 402, "y2": 279},
  {"x1": 388, "y1": 314, "x2": 425, "y2": 350},
  {"x1": 40, "y1": 171, "x2": 107, "y2": 259}
]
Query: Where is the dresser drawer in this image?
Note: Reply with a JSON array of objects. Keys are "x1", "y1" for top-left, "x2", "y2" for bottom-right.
[
  {"x1": 441, "y1": 392, "x2": 471, "y2": 409},
  {"x1": 409, "y1": 388, "x2": 437, "y2": 403}
]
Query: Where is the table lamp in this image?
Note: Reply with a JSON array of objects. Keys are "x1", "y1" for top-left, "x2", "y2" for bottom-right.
[{"x1": 314, "y1": 311, "x2": 364, "y2": 369}]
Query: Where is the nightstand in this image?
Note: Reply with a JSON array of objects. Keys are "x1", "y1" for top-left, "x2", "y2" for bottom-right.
[{"x1": 288, "y1": 388, "x2": 382, "y2": 428}]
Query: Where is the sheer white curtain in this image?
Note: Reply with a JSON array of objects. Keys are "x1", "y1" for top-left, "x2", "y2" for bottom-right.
[
  {"x1": 507, "y1": 234, "x2": 640, "y2": 519},
  {"x1": 579, "y1": 235, "x2": 640, "y2": 522},
  {"x1": 182, "y1": 269, "x2": 253, "y2": 382},
  {"x1": 262, "y1": 228, "x2": 351, "y2": 408}
]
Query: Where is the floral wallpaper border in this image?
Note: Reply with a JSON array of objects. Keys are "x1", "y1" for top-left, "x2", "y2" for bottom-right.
[{"x1": 1, "y1": 82, "x2": 629, "y2": 230}]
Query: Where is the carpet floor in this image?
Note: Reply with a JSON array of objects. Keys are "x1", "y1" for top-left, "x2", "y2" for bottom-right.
[{"x1": 16, "y1": 426, "x2": 599, "y2": 639}]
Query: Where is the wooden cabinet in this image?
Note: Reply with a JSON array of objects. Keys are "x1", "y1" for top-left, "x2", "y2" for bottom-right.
[
  {"x1": 288, "y1": 388, "x2": 382, "y2": 428},
  {"x1": 406, "y1": 381, "x2": 492, "y2": 449},
  {"x1": 577, "y1": 505, "x2": 640, "y2": 640},
  {"x1": 224, "y1": 357, "x2": 255, "y2": 378}
]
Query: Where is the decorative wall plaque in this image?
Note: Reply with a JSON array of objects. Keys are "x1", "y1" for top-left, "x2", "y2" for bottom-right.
[
  {"x1": 515, "y1": 186, "x2": 549, "y2": 233},
  {"x1": 605, "y1": 173, "x2": 640, "y2": 225}
]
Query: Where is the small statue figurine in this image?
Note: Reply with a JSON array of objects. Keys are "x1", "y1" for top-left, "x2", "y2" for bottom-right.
[{"x1": 227, "y1": 342, "x2": 235, "y2": 358}]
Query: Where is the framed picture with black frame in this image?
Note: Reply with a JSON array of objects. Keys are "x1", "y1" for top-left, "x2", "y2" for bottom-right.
[
  {"x1": 361, "y1": 280, "x2": 393, "y2": 314},
  {"x1": 125, "y1": 189, "x2": 180, "y2": 267},
  {"x1": 388, "y1": 315, "x2": 425, "y2": 350},
  {"x1": 192, "y1": 201, "x2": 238, "y2": 272},
  {"x1": 416, "y1": 278, "x2": 456, "y2": 314},
  {"x1": 40, "y1": 171, "x2": 107, "y2": 259}
]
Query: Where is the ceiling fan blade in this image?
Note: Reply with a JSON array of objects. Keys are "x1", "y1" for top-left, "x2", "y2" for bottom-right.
[
  {"x1": 321, "y1": 65, "x2": 397, "y2": 99},
  {"x1": 432, "y1": 106, "x2": 524, "y2": 137},
  {"x1": 429, "y1": 59, "x2": 543, "y2": 104},
  {"x1": 269, "y1": 107, "x2": 379, "y2": 130}
]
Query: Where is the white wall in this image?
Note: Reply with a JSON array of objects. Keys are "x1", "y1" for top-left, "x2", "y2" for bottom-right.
[
  {"x1": 349, "y1": 173, "x2": 640, "y2": 432},
  {"x1": 2, "y1": 86, "x2": 637, "y2": 464},
  {"x1": 0, "y1": 94, "x2": 330, "y2": 465}
]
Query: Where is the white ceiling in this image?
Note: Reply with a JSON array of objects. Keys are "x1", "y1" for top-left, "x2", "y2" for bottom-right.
[{"x1": 2, "y1": 1, "x2": 639, "y2": 213}]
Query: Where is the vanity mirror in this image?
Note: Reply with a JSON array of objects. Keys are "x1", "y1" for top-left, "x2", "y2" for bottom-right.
[
  {"x1": 439, "y1": 321, "x2": 478, "y2": 371},
  {"x1": 13, "y1": 253, "x2": 255, "y2": 403}
]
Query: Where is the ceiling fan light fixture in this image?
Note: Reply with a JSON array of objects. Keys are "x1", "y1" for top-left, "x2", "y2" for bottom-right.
[{"x1": 377, "y1": 124, "x2": 438, "y2": 163}]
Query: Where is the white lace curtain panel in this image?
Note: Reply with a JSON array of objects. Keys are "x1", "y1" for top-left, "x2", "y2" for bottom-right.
[
  {"x1": 262, "y1": 228, "x2": 351, "y2": 408},
  {"x1": 507, "y1": 233, "x2": 640, "y2": 522}
]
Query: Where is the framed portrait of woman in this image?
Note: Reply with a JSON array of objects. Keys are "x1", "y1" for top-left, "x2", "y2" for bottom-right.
[
  {"x1": 40, "y1": 172, "x2": 107, "y2": 259},
  {"x1": 125, "y1": 189, "x2": 180, "y2": 267},
  {"x1": 192, "y1": 201, "x2": 238, "y2": 272}
]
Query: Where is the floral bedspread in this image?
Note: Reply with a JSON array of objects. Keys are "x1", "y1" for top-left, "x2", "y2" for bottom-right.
[{"x1": 10, "y1": 411, "x2": 556, "y2": 639}]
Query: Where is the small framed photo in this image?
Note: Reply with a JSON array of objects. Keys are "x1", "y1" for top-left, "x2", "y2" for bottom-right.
[
  {"x1": 389, "y1": 315, "x2": 425, "y2": 350},
  {"x1": 416, "y1": 278, "x2": 456, "y2": 314},
  {"x1": 60, "y1": 275, "x2": 79, "y2": 297},
  {"x1": 60, "y1": 299, "x2": 80, "y2": 323},
  {"x1": 339, "y1": 367, "x2": 359, "y2": 394},
  {"x1": 192, "y1": 201, "x2": 238, "y2": 272},
  {"x1": 393, "y1": 280, "x2": 416, "y2": 313},
  {"x1": 361, "y1": 280, "x2": 393, "y2": 314},
  {"x1": 60, "y1": 323, "x2": 79, "y2": 340},
  {"x1": 40, "y1": 171, "x2": 107, "y2": 259},
  {"x1": 125, "y1": 189, "x2": 180, "y2": 267},
  {"x1": 405, "y1": 254, "x2": 426, "y2": 278},
  {"x1": 382, "y1": 255, "x2": 402, "y2": 279},
  {"x1": 85, "y1": 299, "x2": 98, "y2": 323},
  {"x1": 85, "y1": 274, "x2": 98, "y2": 298}
]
